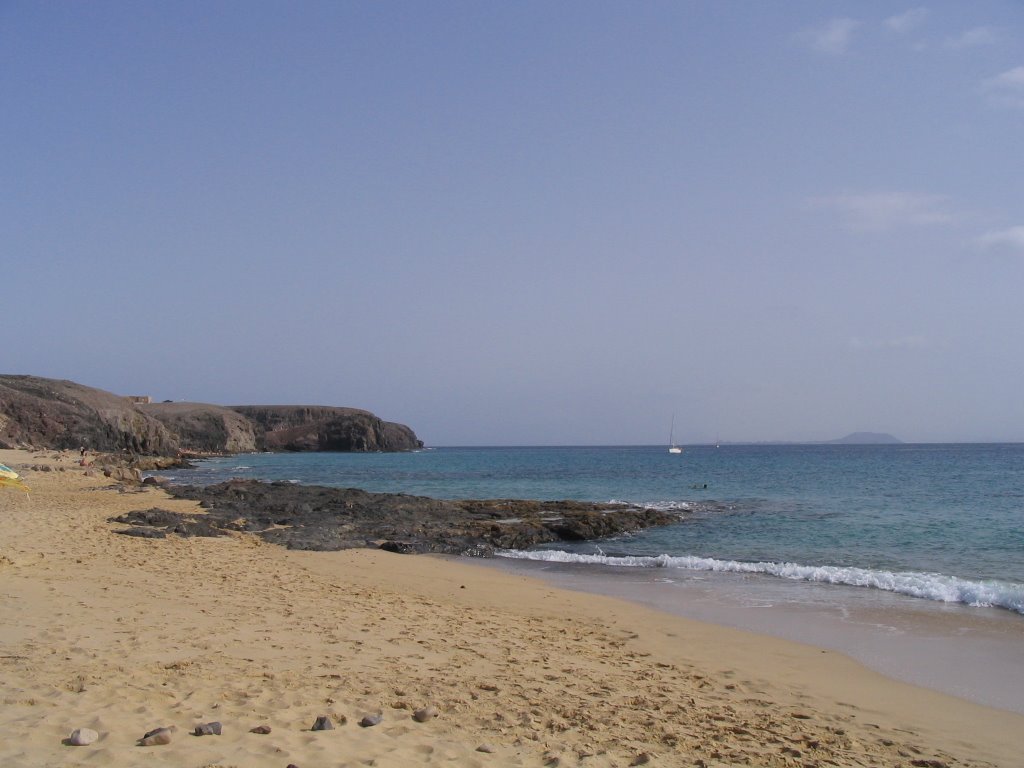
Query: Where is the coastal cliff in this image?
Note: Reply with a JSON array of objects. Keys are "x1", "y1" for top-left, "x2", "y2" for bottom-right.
[
  {"x1": 230, "y1": 405, "x2": 423, "y2": 452},
  {"x1": 0, "y1": 375, "x2": 179, "y2": 455},
  {"x1": 0, "y1": 375, "x2": 423, "y2": 455},
  {"x1": 140, "y1": 402, "x2": 259, "y2": 454}
]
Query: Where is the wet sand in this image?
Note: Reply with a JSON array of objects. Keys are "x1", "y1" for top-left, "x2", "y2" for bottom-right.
[
  {"x1": 1, "y1": 448, "x2": 1021, "y2": 767},
  {"x1": 482, "y1": 558, "x2": 1024, "y2": 714}
]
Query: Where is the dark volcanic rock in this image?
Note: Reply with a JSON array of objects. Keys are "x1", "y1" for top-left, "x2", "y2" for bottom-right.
[
  {"x1": 144, "y1": 479, "x2": 682, "y2": 555},
  {"x1": 230, "y1": 405, "x2": 422, "y2": 452},
  {"x1": 311, "y1": 715, "x2": 334, "y2": 731},
  {"x1": 193, "y1": 721, "x2": 222, "y2": 736},
  {"x1": 110, "y1": 508, "x2": 227, "y2": 538},
  {"x1": 0, "y1": 375, "x2": 179, "y2": 455}
]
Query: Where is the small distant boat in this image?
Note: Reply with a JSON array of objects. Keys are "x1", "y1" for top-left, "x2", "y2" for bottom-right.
[{"x1": 668, "y1": 415, "x2": 683, "y2": 454}]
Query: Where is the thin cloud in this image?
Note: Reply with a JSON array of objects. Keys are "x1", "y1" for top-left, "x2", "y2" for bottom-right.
[
  {"x1": 799, "y1": 18, "x2": 861, "y2": 55},
  {"x1": 982, "y1": 66, "x2": 1024, "y2": 108},
  {"x1": 985, "y1": 66, "x2": 1024, "y2": 89},
  {"x1": 977, "y1": 226, "x2": 1024, "y2": 253},
  {"x1": 945, "y1": 26, "x2": 998, "y2": 49},
  {"x1": 884, "y1": 8, "x2": 929, "y2": 34},
  {"x1": 809, "y1": 192, "x2": 956, "y2": 232}
]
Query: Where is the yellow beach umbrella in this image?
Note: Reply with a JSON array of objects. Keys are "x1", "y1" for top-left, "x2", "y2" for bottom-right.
[{"x1": 0, "y1": 464, "x2": 30, "y2": 493}]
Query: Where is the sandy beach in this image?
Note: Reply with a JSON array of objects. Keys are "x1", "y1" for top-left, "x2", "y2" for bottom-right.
[{"x1": 1, "y1": 448, "x2": 1021, "y2": 768}]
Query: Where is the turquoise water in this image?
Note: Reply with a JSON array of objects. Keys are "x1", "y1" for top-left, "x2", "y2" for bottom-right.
[{"x1": 164, "y1": 444, "x2": 1024, "y2": 614}]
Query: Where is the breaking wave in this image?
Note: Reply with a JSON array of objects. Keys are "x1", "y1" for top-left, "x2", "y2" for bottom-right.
[{"x1": 496, "y1": 550, "x2": 1024, "y2": 615}]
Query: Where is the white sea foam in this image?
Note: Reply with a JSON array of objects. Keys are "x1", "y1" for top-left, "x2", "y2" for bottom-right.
[
  {"x1": 496, "y1": 550, "x2": 1024, "y2": 615},
  {"x1": 610, "y1": 499, "x2": 693, "y2": 512}
]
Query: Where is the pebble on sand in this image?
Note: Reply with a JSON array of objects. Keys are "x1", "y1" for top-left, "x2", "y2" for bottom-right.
[
  {"x1": 311, "y1": 715, "x2": 334, "y2": 731},
  {"x1": 193, "y1": 721, "x2": 222, "y2": 736},
  {"x1": 476, "y1": 743, "x2": 497, "y2": 753},
  {"x1": 250, "y1": 724, "x2": 272, "y2": 734},
  {"x1": 359, "y1": 713, "x2": 383, "y2": 727},
  {"x1": 67, "y1": 728, "x2": 98, "y2": 746},
  {"x1": 412, "y1": 705, "x2": 439, "y2": 722},
  {"x1": 138, "y1": 726, "x2": 175, "y2": 746}
]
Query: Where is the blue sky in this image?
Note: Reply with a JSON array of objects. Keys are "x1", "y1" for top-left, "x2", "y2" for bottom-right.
[{"x1": 2, "y1": 2, "x2": 1023, "y2": 445}]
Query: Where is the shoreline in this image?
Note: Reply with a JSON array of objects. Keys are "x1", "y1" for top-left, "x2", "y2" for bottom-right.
[
  {"x1": 2, "y1": 448, "x2": 1022, "y2": 767},
  {"x1": 477, "y1": 557, "x2": 1024, "y2": 715}
]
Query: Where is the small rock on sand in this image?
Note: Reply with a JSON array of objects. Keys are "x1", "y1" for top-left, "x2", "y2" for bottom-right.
[
  {"x1": 359, "y1": 713, "x2": 383, "y2": 727},
  {"x1": 250, "y1": 724, "x2": 272, "y2": 734},
  {"x1": 311, "y1": 715, "x2": 334, "y2": 731},
  {"x1": 193, "y1": 721, "x2": 222, "y2": 736},
  {"x1": 138, "y1": 726, "x2": 175, "y2": 746},
  {"x1": 476, "y1": 743, "x2": 497, "y2": 753},
  {"x1": 413, "y1": 705, "x2": 439, "y2": 722},
  {"x1": 67, "y1": 728, "x2": 98, "y2": 746}
]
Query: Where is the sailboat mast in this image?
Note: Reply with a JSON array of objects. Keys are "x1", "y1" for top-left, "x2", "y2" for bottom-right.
[{"x1": 668, "y1": 414, "x2": 683, "y2": 454}]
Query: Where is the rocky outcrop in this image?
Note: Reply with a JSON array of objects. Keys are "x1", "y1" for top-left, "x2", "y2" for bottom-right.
[
  {"x1": 115, "y1": 479, "x2": 682, "y2": 555},
  {"x1": 0, "y1": 375, "x2": 179, "y2": 455},
  {"x1": 141, "y1": 402, "x2": 258, "y2": 454},
  {"x1": 0, "y1": 375, "x2": 424, "y2": 455},
  {"x1": 230, "y1": 406, "x2": 423, "y2": 452}
]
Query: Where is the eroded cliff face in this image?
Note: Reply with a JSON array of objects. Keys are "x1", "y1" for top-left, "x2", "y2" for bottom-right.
[
  {"x1": 140, "y1": 402, "x2": 258, "y2": 454},
  {"x1": 0, "y1": 375, "x2": 179, "y2": 455},
  {"x1": 229, "y1": 406, "x2": 423, "y2": 452},
  {"x1": 0, "y1": 375, "x2": 424, "y2": 455}
]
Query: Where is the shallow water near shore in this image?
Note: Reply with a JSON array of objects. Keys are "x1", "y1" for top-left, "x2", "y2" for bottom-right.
[
  {"x1": 173, "y1": 443, "x2": 1024, "y2": 612},
  {"x1": 170, "y1": 443, "x2": 1024, "y2": 710}
]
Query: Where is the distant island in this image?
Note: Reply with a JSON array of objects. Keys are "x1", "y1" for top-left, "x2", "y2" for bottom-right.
[
  {"x1": 824, "y1": 432, "x2": 902, "y2": 445},
  {"x1": 716, "y1": 432, "x2": 903, "y2": 446}
]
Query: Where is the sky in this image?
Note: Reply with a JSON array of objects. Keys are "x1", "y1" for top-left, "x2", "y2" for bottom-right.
[{"x1": 2, "y1": 1, "x2": 1023, "y2": 446}]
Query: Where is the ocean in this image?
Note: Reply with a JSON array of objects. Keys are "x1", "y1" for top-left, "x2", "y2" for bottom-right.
[
  {"x1": 164, "y1": 443, "x2": 1024, "y2": 615},
  {"x1": 160, "y1": 443, "x2": 1024, "y2": 711}
]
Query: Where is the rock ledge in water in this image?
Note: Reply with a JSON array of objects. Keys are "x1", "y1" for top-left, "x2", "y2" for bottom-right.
[{"x1": 149, "y1": 480, "x2": 684, "y2": 556}]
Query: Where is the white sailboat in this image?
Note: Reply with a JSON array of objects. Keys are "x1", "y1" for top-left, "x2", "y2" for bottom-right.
[{"x1": 668, "y1": 415, "x2": 683, "y2": 454}]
